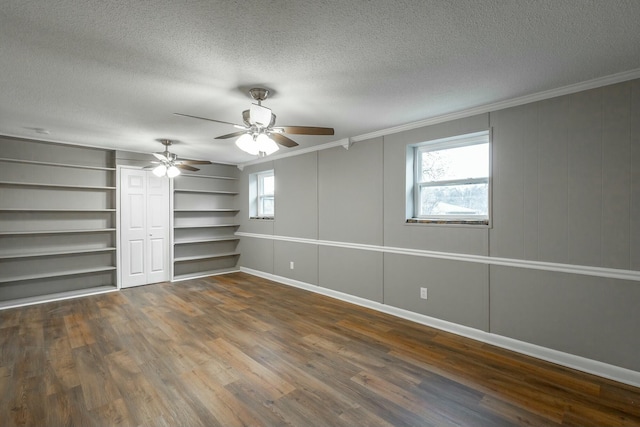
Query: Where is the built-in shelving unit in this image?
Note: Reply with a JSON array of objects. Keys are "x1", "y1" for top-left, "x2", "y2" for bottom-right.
[
  {"x1": 0, "y1": 181, "x2": 116, "y2": 190},
  {"x1": 172, "y1": 164, "x2": 240, "y2": 280},
  {"x1": 173, "y1": 224, "x2": 240, "y2": 229},
  {"x1": 0, "y1": 209, "x2": 116, "y2": 212},
  {"x1": 0, "y1": 157, "x2": 116, "y2": 171},
  {"x1": 0, "y1": 135, "x2": 117, "y2": 307},
  {"x1": 0, "y1": 228, "x2": 116, "y2": 236},
  {"x1": 174, "y1": 189, "x2": 238, "y2": 195}
]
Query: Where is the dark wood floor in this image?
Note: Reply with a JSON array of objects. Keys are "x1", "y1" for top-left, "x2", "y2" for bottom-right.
[{"x1": 1, "y1": 272, "x2": 639, "y2": 426}]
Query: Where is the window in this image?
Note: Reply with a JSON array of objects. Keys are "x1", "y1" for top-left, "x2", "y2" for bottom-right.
[
  {"x1": 249, "y1": 170, "x2": 274, "y2": 218},
  {"x1": 408, "y1": 131, "x2": 490, "y2": 224}
]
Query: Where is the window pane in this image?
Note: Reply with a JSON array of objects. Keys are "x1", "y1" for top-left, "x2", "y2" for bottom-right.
[
  {"x1": 262, "y1": 175, "x2": 274, "y2": 195},
  {"x1": 419, "y1": 182, "x2": 488, "y2": 217},
  {"x1": 260, "y1": 196, "x2": 274, "y2": 216},
  {"x1": 419, "y1": 143, "x2": 488, "y2": 182}
]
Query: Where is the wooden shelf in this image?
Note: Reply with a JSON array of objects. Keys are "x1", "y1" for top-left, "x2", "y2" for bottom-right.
[
  {"x1": 0, "y1": 248, "x2": 116, "y2": 260},
  {"x1": 0, "y1": 157, "x2": 115, "y2": 171},
  {"x1": 173, "y1": 224, "x2": 239, "y2": 229},
  {"x1": 174, "y1": 209, "x2": 239, "y2": 213},
  {"x1": 174, "y1": 252, "x2": 240, "y2": 263},
  {"x1": 179, "y1": 174, "x2": 238, "y2": 180},
  {"x1": 0, "y1": 208, "x2": 116, "y2": 212},
  {"x1": 0, "y1": 228, "x2": 116, "y2": 236},
  {"x1": 0, "y1": 285, "x2": 117, "y2": 309},
  {"x1": 173, "y1": 189, "x2": 238, "y2": 195},
  {"x1": 0, "y1": 266, "x2": 116, "y2": 284},
  {"x1": 174, "y1": 236, "x2": 239, "y2": 245},
  {"x1": 0, "y1": 181, "x2": 115, "y2": 190},
  {"x1": 172, "y1": 267, "x2": 239, "y2": 281}
]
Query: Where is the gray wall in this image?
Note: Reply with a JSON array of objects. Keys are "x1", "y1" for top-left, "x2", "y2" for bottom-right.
[{"x1": 238, "y1": 78, "x2": 640, "y2": 373}]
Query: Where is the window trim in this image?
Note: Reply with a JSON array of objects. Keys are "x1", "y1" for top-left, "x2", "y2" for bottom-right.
[
  {"x1": 408, "y1": 130, "x2": 491, "y2": 225},
  {"x1": 257, "y1": 170, "x2": 274, "y2": 218}
]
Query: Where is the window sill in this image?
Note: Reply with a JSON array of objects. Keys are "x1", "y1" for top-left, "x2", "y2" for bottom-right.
[
  {"x1": 406, "y1": 218, "x2": 489, "y2": 226},
  {"x1": 250, "y1": 216, "x2": 274, "y2": 220}
]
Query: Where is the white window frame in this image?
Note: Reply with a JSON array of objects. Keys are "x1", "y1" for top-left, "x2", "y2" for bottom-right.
[
  {"x1": 257, "y1": 170, "x2": 274, "y2": 217},
  {"x1": 409, "y1": 130, "x2": 491, "y2": 224},
  {"x1": 249, "y1": 169, "x2": 274, "y2": 219}
]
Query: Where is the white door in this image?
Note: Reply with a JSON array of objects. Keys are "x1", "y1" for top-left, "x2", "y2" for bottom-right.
[{"x1": 121, "y1": 168, "x2": 170, "y2": 288}]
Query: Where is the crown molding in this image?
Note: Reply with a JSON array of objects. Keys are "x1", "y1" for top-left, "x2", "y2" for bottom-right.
[{"x1": 238, "y1": 67, "x2": 640, "y2": 169}]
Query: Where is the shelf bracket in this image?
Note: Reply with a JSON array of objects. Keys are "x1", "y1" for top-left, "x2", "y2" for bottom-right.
[{"x1": 341, "y1": 138, "x2": 354, "y2": 150}]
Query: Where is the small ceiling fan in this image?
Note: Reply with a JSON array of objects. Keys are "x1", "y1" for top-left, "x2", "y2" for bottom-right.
[
  {"x1": 174, "y1": 87, "x2": 335, "y2": 156},
  {"x1": 145, "y1": 139, "x2": 211, "y2": 177}
]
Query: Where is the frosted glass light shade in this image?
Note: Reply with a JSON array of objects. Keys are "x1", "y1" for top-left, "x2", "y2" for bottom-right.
[
  {"x1": 256, "y1": 133, "x2": 279, "y2": 156},
  {"x1": 167, "y1": 165, "x2": 181, "y2": 178},
  {"x1": 236, "y1": 133, "x2": 260, "y2": 155},
  {"x1": 152, "y1": 164, "x2": 167, "y2": 177}
]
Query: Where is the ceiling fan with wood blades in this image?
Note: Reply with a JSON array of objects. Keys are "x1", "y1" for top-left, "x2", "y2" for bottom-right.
[
  {"x1": 145, "y1": 139, "x2": 211, "y2": 177},
  {"x1": 175, "y1": 87, "x2": 335, "y2": 156}
]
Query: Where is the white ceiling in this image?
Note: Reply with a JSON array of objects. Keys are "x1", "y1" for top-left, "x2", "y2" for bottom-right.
[{"x1": 1, "y1": 0, "x2": 639, "y2": 165}]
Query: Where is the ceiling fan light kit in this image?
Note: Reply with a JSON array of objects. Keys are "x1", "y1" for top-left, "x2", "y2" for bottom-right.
[
  {"x1": 235, "y1": 133, "x2": 279, "y2": 157},
  {"x1": 175, "y1": 87, "x2": 335, "y2": 158},
  {"x1": 152, "y1": 163, "x2": 168, "y2": 177}
]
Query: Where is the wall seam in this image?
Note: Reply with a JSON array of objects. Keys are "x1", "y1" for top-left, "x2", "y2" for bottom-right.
[
  {"x1": 566, "y1": 96, "x2": 571, "y2": 264},
  {"x1": 600, "y1": 88, "x2": 604, "y2": 268},
  {"x1": 317, "y1": 151, "x2": 320, "y2": 286},
  {"x1": 381, "y1": 136, "x2": 385, "y2": 305},
  {"x1": 627, "y1": 82, "x2": 634, "y2": 269}
]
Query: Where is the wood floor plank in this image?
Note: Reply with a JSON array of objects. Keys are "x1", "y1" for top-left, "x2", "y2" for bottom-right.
[
  {"x1": 72, "y1": 345, "x2": 123, "y2": 411},
  {"x1": 136, "y1": 359, "x2": 212, "y2": 427},
  {"x1": 64, "y1": 312, "x2": 96, "y2": 349},
  {"x1": 181, "y1": 369, "x2": 265, "y2": 427},
  {"x1": 479, "y1": 395, "x2": 563, "y2": 427},
  {"x1": 351, "y1": 370, "x2": 462, "y2": 426},
  {"x1": 1, "y1": 272, "x2": 639, "y2": 426},
  {"x1": 89, "y1": 397, "x2": 137, "y2": 427},
  {"x1": 45, "y1": 336, "x2": 80, "y2": 393},
  {"x1": 209, "y1": 337, "x2": 296, "y2": 400}
]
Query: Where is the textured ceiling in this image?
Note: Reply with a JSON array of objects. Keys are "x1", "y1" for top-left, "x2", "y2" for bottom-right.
[{"x1": 1, "y1": 0, "x2": 639, "y2": 164}]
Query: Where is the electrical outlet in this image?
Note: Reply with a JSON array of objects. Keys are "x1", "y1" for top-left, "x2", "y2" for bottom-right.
[
  {"x1": 420, "y1": 287, "x2": 428, "y2": 300},
  {"x1": 290, "y1": 261, "x2": 295, "y2": 270}
]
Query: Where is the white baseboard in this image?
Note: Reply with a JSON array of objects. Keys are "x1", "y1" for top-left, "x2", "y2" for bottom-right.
[{"x1": 240, "y1": 266, "x2": 640, "y2": 388}]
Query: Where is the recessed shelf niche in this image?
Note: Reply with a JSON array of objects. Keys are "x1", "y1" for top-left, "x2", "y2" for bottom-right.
[{"x1": 172, "y1": 164, "x2": 240, "y2": 280}]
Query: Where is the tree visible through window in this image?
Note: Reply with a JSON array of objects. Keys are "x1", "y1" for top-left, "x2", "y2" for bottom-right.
[{"x1": 412, "y1": 131, "x2": 490, "y2": 223}]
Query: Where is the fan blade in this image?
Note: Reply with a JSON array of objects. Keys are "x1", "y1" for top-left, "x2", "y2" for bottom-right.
[
  {"x1": 277, "y1": 126, "x2": 334, "y2": 135},
  {"x1": 177, "y1": 164, "x2": 199, "y2": 172},
  {"x1": 178, "y1": 159, "x2": 212, "y2": 165},
  {"x1": 174, "y1": 113, "x2": 241, "y2": 127},
  {"x1": 143, "y1": 164, "x2": 156, "y2": 169},
  {"x1": 271, "y1": 133, "x2": 299, "y2": 148},
  {"x1": 216, "y1": 131, "x2": 249, "y2": 140},
  {"x1": 153, "y1": 152, "x2": 168, "y2": 161}
]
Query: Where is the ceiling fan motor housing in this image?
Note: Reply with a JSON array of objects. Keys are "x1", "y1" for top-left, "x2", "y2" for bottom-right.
[
  {"x1": 250, "y1": 104, "x2": 273, "y2": 127},
  {"x1": 242, "y1": 109, "x2": 276, "y2": 128}
]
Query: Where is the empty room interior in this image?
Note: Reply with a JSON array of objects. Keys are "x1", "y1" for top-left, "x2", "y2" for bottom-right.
[{"x1": 1, "y1": 1, "x2": 640, "y2": 426}]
